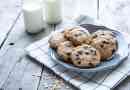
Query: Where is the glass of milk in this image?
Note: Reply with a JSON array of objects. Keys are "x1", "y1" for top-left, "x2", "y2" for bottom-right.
[
  {"x1": 45, "y1": 0, "x2": 62, "y2": 24},
  {"x1": 22, "y1": 1, "x2": 45, "y2": 34}
]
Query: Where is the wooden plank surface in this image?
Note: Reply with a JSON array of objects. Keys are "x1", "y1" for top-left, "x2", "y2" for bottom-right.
[
  {"x1": 0, "y1": 11, "x2": 73, "y2": 89},
  {"x1": 0, "y1": 0, "x2": 21, "y2": 48},
  {"x1": 0, "y1": 14, "x2": 51, "y2": 90},
  {"x1": 0, "y1": 0, "x2": 130, "y2": 90},
  {"x1": 99, "y1": 0, "x2": 130, "y2": 90}
]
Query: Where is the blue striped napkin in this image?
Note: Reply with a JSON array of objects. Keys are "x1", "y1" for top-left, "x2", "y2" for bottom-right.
[{"x1": 26, "y1": 15, "x2": 130, "y2": 90}]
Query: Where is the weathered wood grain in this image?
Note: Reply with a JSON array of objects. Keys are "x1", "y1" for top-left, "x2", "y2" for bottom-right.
[
  {"x1": 20, "y1": 57, "x2": 43, "y2": 90},
  {"x1": 99, "y1": 0, "x2": 130, "y2": 90},
  {"x1": 38, "y1": 67, "x2": 77, "y2": 90},
  {"x1": 0, "y1": 14, "x2": 52, "y2": 90},
  {"x1": 0, "y1": 0, "x2": 130, "y2": 90},
  {"x1": 0, "y1": 0, "x2": 21, "y2": 48},
  {"x1": 2, "y1": 56, "x2": 29, "y2": 90}
]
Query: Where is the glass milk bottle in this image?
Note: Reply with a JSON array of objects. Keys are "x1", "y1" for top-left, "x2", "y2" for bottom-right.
[
  {"x1": 45, "y1": 0, "x2": 62, "y2": 24},
  {"x1": 22, "y1": 0, "x2": 45, "y2": 34}
]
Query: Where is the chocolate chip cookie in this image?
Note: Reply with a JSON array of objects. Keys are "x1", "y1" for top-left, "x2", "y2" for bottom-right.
[
  {"x1": 71, "y1": 44, "x2": 101, "y2": 67},
  {"x1": 64, "y1": 27, "x2": 91, "y2": 46},
  {"x1": 57, "y1": 41, "x2": 74, "y2": 63},
  {"x1": 49, "y1": 32, "x2": 66, "y2": 49},
  {"x1": 91, "y1": 37, "x2": 117, "y2": 60},
  {"x1": 92, "y1": 30, "x2": 114, "y2": 39}
]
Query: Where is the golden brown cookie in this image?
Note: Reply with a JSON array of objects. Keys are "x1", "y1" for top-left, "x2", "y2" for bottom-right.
[
  {"x1": 64, "y1": 27, "x2": 82, "y2": 38},
  {"x1": 64, "y1": 27, "x2": 91, "y2": 46},
  {"x1": 71, "y1": 44, "x2": 101, "y2": 68},
  {"x1": 49, "y1": 32, "x2": 66, "y2": 49},
  {"x1": 91, "y1": 37, "x2": 117, "y2": 60},
  {"x1": 92, "y1": 30, "x2": 114, "y2": 39},
  {"x1": 57, "y1": 41, "x2": 74, "y2": 63}
]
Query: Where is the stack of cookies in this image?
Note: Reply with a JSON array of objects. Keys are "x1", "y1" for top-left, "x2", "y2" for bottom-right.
[{"x1": 49, "y1": 26, "x2": 117, "y2": 68}]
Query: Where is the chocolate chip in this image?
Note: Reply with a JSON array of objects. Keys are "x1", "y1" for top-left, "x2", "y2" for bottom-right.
[
  {"x1": 101, "y1": 33, "x2": 105, "y2": 35},
  {"x1": 78, "y1": 51, "x2": 83, "y2": 55},
  {"x1": 85, "y1": 52, "x2": 89, "y2": 55},
  {"x1": 76, "y1": 54, "x2": 79, "y2": 56},
  {"x1": 74, "y1": 33, "x2": 82, "y2": 37},
  {"x1": 66, "y1": 52, "x2": 71, "y2": 56},
  {"x1": 70, "y1": 28, "x2": 75, "y2": 31},
  {"x1": 93, "y1": 51, "x2": 96, "y2": 55},
  {"x1": 89, "y1": 49, "x2": 96, "y2": 55},
  {"x1": 74, "y1": 34, "x2": 79, "y2": 37},
  {"x1": 90, "y1": 49, "x2": 93, "y2": 52},
  {"x1": 100, "y1": 44, "x2": 104, "y2": 48},
  {"x1": 93, "y1": 35, "x2": 97, "y2": 38},
  {"x1": 88, "y1": 63, "x2": 94, "y2": 67},
  {"x1": 112, "y1": 49, "x2": 116, "y2": 54},
  {"x1": 89, "y1": 41, "x2": 92, "y2": 44},
  {"x1": 75, "y1": 54, "x2": 80, "y2": 60},
  {"x1": 102, "y1": 41, "x2": 109, "y2": 44},
  {"x1": 77, "y1": 61, "x2": 81, "y2": 64}
]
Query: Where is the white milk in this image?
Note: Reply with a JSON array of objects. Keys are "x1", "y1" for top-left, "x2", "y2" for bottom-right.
[
  {"x1": 45, "y1": 0, "x2": 62, "y2": 24},
  {"x1": 23, "y1": 3, "x2": 45, "y2": 34}
]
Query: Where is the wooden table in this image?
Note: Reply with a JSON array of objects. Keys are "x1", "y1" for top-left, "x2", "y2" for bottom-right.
[{"x1": 0, "y1": 0, "x2": 130, "y2": 90}]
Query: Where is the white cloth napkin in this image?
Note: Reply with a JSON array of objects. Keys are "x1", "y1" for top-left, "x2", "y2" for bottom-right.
[{"x1": 26, "y1": 15, "x2": 130, "y2": 90}]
